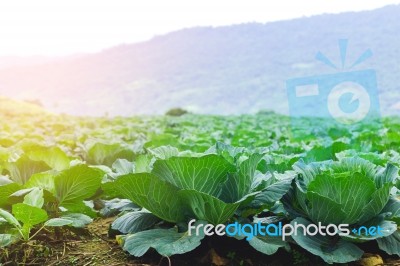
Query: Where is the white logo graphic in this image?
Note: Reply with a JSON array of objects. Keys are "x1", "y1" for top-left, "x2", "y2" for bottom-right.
[{"x1": 327, "y1": 82, "x2": 371, "y2": 124}]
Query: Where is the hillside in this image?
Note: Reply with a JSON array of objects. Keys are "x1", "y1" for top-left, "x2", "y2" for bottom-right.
[
  {"x1": 0, "y1": 5, "x2": 399, "y2": 116},
  {"x1": 0, "y1": 97, "x2": 49, "y2": 116}
]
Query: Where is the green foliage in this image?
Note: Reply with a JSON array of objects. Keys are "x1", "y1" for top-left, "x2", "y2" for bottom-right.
[
  {"x1": 282, "y1": 158, "x2": 399, "y2": 263},
  {"x1": 111, "y1": 211, "x2": 161, "y2": 234},
  {"x1": 0, "y1": 188, "x2": 77, "y2": 243},
  {"x1": 1, "y1": 111, "x2": 400, "y2": 263},
  {"x1": 122, "y1": 221, "x2": 206, "y2": 257},
  {"x1": 290, "y1": 217, "x2": 364, "y2": 264},
  {"x1": 54, "y1": 164, "x2": 104, "y2": 210},
  {"x1": 165, "y1": 108, "x2": 188, "y2": 116},
  {"x1": 114, "y1": 152, "x2": 294, "y2": 224}
]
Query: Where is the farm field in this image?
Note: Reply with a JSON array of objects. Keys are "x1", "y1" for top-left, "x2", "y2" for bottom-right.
[{"x1": 0, "y1": 106, "x2": 399, "y2": 266}]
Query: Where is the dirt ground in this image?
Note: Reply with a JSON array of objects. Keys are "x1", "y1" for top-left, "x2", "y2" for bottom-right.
[{"x1": 0, "y1": 217, "x2": 152, "y2": 266}]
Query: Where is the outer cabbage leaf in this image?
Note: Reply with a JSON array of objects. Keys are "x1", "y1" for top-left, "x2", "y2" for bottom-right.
[
  {"x1": 0, "y1": 182, "x2": 22, "y2": 207},
  {"x1": 113, "y1": 173, "x2": 185, "y2": 223},
  {"x1": 112, "y1": 210, "x2": 161, "y2": 234},
  {"x1": 248, "y1": 235, "x2": 289, "y2": 255},
  {"x1": 55, "y1": 164, "x2": 103, "y2": 207},
  {"x1": 86, "y1": 142, "x2": 135, "y2": 166},
  {"x1": 220, "y1": 154, "x2": 263, "y2": 202},
  {"x1": 178, "y1": 189, "x2": 242, "y2": 225},
  {"x1": 290, "y1": 217, "x2": 363, "y2": 264},
  {"x1": 26, "y1": 146, "x2": 71, "y2": 171},
  {"x1": 123, "y1": 221, "x2": 206, "y2": 257},
  {"x1": 6, "y1": 155, "x2": 51, "y2": 184},
  {"x1": 307, "y1": 172, "x2": 376, "y2": 224},
  {"x1": 152, "y1": 155, "x2": 235, "y2": 197},
  {"x1": 377, "y1": 231, "x2": 400, "y2": 256}
]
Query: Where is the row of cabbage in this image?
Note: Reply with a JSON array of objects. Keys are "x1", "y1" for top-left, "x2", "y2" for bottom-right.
[{"x1": 0, "y1": 113, "x2": 399, "y2": 264}]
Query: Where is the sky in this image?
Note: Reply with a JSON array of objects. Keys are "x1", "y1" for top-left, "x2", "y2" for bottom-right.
[{"x1": 0, "y1": 0, "x2": 399, "y2": 56}]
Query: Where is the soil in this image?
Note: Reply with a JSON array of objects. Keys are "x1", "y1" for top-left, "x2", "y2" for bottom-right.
[
  {"x1": 0, "y1": 218, "x2": 399, "y2": 266},
  {"x1": 0, "y1": 217, "x2": 152, "y2": 266}
]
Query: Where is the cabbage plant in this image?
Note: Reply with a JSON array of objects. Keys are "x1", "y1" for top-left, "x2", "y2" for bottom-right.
[
  {"x1": 282, "y1": 157, "x2": 400, "y2": 264},
  {"x1": 112, "y1": 149, "x2": 294, "y2": 257}
]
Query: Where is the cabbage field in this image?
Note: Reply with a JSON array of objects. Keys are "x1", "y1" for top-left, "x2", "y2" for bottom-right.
[{"x1": 0, "y1": 110, "x2": 399, "y2": 265}]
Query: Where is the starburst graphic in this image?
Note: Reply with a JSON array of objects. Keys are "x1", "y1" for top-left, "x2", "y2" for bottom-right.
[
  {"x1": 286, "y1": 38, "x2": 381, "y2": 140},
  {"x1": 315, "y1": 39, "x2": 373, "y2": 70}
]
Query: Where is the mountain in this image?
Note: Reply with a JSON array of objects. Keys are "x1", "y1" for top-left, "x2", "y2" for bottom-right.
[{"x1": 0, "y1": 5, "x2": 399, "y2": 116}]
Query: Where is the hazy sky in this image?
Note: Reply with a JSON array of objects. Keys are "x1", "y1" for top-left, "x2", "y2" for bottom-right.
[{"x1": 0, "y1": 0, "x2": 399, "y2": 56}]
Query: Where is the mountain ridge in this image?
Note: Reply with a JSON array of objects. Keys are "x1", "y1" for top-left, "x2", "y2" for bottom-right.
[{"x1": 0, "y1": 4, "x2": 399, "y2": 116}]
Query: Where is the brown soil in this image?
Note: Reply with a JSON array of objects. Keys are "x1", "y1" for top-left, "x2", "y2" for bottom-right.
[{"x1": 0, "y1": 217, "x2": 155, "y2": 266}]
